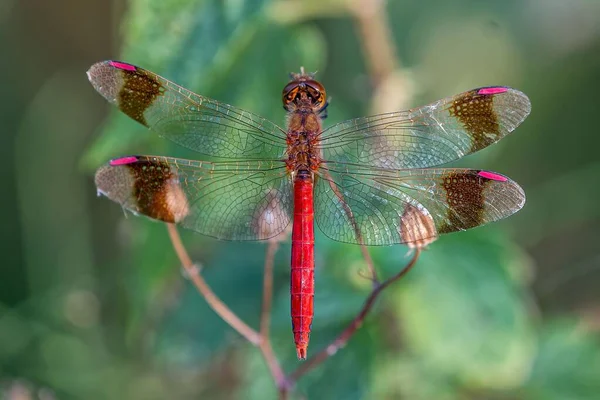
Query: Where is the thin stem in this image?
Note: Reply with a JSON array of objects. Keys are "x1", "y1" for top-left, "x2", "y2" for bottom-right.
[
  {"x1": 259, "y1": 339, "x2": 287, "y2": 395},
  {"x1": 258, "y1": 238, "x2": 287, "y2": 390},
  {"x1": 166, "y1": 224, "x2": 261, "y2": 345},
  {"x1": 350, "y1": 0, "x2": 413, "y2": 116},
  {"x1": 358, "y1": 244, "x2": 378, "y2": 284},
  {"x1": 287, "y1": 249, "x2": 421, "y2": 382},
  {"x1": 350, "y1": 0, "x2": 398, "y2": 87},
  {"x1": 261, "y1": 240, "x2": 280, "y2": 337},
  {"x1": 321, "y1": 169, "x2": 379, "y2": 284}
]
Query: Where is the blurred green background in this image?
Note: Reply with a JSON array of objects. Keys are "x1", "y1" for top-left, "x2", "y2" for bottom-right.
[{"x1": 2, "y1": 0, "x2": 600, "y2": 399}]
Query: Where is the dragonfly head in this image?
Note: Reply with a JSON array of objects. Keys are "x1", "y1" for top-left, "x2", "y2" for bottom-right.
[{"x1": 282, "y1": 68, "x2": 326, "y2": 111}]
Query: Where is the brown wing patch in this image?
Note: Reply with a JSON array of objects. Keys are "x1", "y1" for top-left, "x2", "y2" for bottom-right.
[
  {"x1": 116, "y1": 67, "x2": 164, "y2": 126},
  {"x1": 438, "y1": 171, "x2": 491, "y2": 233},
  {"x1": 127, "y1": 158, "x2": 188, "y2": 223},
  {"x1": 448, "y1": 90, "x2": 500, "y2": 151},
  {"x1": 96, "y1": 157, "x2": 189, "y2": 224}
]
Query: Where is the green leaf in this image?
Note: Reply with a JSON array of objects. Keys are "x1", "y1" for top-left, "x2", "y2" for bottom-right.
[
  {"x1": 524, "y1": 320, "x2": 600, "y2": 400},
  {"x1": 368, "y1": 354, "x2": 461, "y2": 400},
  {"x1": 82, "y1": 0, "x2": 272, "y2": 169},
  {"x1": 395, "y1": 228, "x2": 536, "y2": 389}
]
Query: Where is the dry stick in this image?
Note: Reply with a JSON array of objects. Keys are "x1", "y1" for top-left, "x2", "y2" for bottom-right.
[
  {"x1": 167, "y1": 224, "x2": 287, "y2": 389},
  {"x1": 166, "y1": 224, "x2": 261, "y2": 345},
  {"x1": 349, "y1": 0, "x2": 399, "y2": 88},
  {"x1": 260, "y1": 240, "x2": 280, "y2": 337},
  {"x1": 348, "y1": 0, "x2": 410, "y2": 288},
  {"x1": 259, "y1": 336, "x2": 287, "y2": 393},
  {"x1": 258, "y1": 239, "x2": 287, "y2": 388},
  {"x1": 287, "y1": 248, "x2": 421, "y2": 383},
  {"x1": 321, "y1": 171, "x2": 379, "y2": 284}
]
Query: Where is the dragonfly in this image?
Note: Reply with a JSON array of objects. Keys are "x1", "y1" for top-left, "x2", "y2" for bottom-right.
[{"x1": 88, "y1": 60, "x2": 530, "y2": 360}]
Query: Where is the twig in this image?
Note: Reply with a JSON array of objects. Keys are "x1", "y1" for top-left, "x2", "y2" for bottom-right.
[
  {"x1": 358, "y1": 244, "x2": 377, "y2": 284},
  {"x1": 166, "y1": 224, "x2": 261, "y2": 345},
  {"x1": 167, "y1": 224, "x2": 287, "y2": 392},
  {"x1": 350, "y1": 0, "x2": 414, "y2": 115},
  {"x1": 349, "y1": 0, "x2": 398, "y2": 88},
  {"x1": 287, "y1": 248, "x2": 421, "y2": 383},
  {"x1": 258, "y1": 239, "x2": 287, "y2": 390},
  {"x1": 167, "y1": 222, "x2": 420, "y2": 395},
  {"x1": 259, "y1": 339, "x2": 288, "y2": 398},
  {"x1": 321, "y1": 170, "x2": 379, "y2": 284},
  {"x1": 260, "y1": 240, "x2": 280, "y2": 337}
]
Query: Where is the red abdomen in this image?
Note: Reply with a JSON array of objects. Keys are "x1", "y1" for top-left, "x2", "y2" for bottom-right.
[{"x1": 291, "y1": 171, "x2": 315, "y2": 360}]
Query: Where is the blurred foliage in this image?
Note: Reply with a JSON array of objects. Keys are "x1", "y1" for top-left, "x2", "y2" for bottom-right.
[{"x1": 2, "y1": 0, "x2": 600, "y2": 399}]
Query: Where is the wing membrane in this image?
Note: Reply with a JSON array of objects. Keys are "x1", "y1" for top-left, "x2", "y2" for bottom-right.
[
  {"x1": 95, "y1": 156, "x2": 292, "y2": 240},
  {"x1": 87, "y1": 61, "x2": 287, "y2": 160},
  {"x1": 319, "y1": 87, "x2": 530, "y2": 169},
  {"x1": 314, "y1": 164, "x2": 525, "y2": 246}
]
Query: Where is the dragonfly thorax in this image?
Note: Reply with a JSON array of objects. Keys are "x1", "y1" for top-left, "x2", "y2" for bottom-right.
[{"x1": 286, "y1": 108, "x2": 322, "y2": 173}]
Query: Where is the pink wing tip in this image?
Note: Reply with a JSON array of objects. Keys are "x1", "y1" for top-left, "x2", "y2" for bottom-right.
[
  {"x1": 478, "y1": 171, "x2": 508, "y2": 182},
  {"x1": 109, "y1": 156, "x2": 139, "y2": 166},
  {"x1": 108, "y1": 61, "x2": 136, "y2": 71},
  {"x1": 477, "y1": 87, "x2": 509, "y2": 95}
]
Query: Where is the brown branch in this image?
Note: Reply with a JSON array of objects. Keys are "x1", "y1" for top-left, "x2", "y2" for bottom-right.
[
  {"x1": 166, "y1": 224, "x2": 261, "y2": 345},
  {"x1": 259, "y1": 339, "x2": 288, "y2": 398},
  {"x1": 167, "y1": 221, "x2": 421, "y2": 397},
  {"x1": 167, "y1": 224, "x2": 288, "y2": 392},
  {"x1": 349, "y1": 0, "x2": 413, "y2": 115},
  {"x1": 167, "y1": 221, "x2": 420, "y2": 396},
  {"x1": 260, "y1": 240, "x2": 280, "y2": 337},
  {"x1": 349, "y1": 0, "x2": 398, "y2": 88},
  {"x1": 321, "y1": 170, "x2": 379, "y2": 284},
  {"x1": 358, "y1": 244, "x2": 377, "y2": 284},
  {"x1": 258, "y1": 238, "x2": 287, "y2": 390},
  {"x1": 287, "y1": 248, "x2": 421, "y2": 383}
]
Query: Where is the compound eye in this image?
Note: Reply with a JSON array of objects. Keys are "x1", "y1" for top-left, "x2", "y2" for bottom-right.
[
  {"x1": 305, "y1": 80, "x2": 326, "y2": 105},
  {"x1": 282, "y1": 82, "x2": 300, "y2": 106}
]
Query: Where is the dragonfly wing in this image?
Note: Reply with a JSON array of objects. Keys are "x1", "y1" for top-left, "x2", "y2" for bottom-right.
[
  {"x1": 95, "y1": 156, "x2": 292, "y2": 240},
  {"x1": 87, "y1": 61, "x2": 287, "y2": 160},
  {"x1": 319, "y1": 87, "x2": 530, "y2": 169},
  {"x1": 314, "y1": 165, "x2": 525, "y2": 246}
]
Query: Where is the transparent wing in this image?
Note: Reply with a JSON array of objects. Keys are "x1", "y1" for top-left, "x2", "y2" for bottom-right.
[
  {"x1": 95, "y1": 156, "x2": 292, "y2": 240},
  {"x1": 318, "y1": 87, "x2": 530, "y2": 169},
  {"x1": 314, "y1": 164, "x2": 525, "y2": 246},
  {"x1": 87, "y1": 61, "x2": 287, "y2": 160}
]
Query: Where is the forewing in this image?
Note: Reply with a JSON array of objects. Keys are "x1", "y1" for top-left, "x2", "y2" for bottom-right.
[
  {"x1": 87, "y1": 61, "x2": 287, "y2": 160},
  {"x1": 314, "y1": 165, "x2": 525, "y2": 246},
  {"x1": 95, "y1": 156, "x2": 292, "y2": 240},
  {"x1": 319, "y1": 87, "x2": 530, "y2": 169}
]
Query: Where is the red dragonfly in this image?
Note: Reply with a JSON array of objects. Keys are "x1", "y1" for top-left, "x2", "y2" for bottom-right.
[{"x1": 88, "y1": 60, "x2": 530, "y2": 359}]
